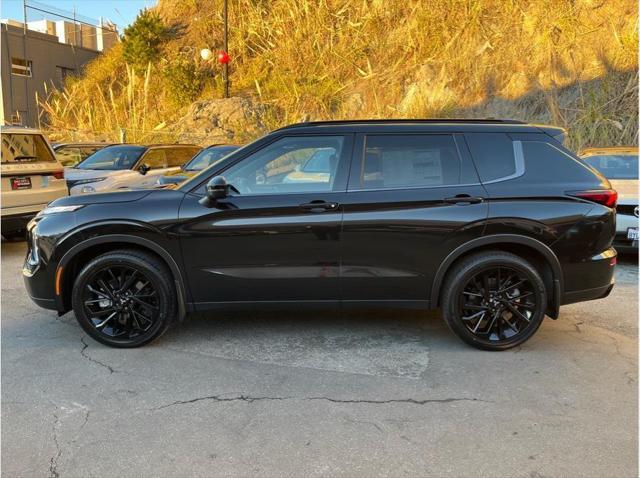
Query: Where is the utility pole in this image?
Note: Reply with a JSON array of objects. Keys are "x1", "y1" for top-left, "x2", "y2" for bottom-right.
[
  {"x1": 223, "y1": 0, "x2": 229, "y2": 98},
  {"x1": 22, "y1": 0, "x2": 30, "y2": 125}
]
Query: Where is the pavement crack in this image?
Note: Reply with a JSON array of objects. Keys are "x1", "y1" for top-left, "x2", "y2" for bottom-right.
[
  {"x1": 152, "y1": 395, "x2": 488, "y2": 410},
  {"x1": 305, "y1": 397, "x2": 487, "y2": 405},
  {"x1": 153, "y1": 394, "x2": 290, "y2": 410},
  {"x1": 80, "y1": 337, "x2": 116, "y2": 374},
  {"x1": 49, "y1": 409, "x2": 61, "y2": 478}
]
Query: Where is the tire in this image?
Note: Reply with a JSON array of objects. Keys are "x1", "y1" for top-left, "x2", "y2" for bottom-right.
[
  {"x1": 2, "y1": 228, "x2": 26, "y2": 241},
  {"x1": 441, "y1": 251, "x2": 547, "y2": 351},
  {"x1": 71, "y1": 249, "x2": 177, "y2": 348}
]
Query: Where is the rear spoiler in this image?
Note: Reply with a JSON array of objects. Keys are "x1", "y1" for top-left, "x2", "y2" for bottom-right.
[{"x1": 537, "y1": 125, "x2": 567, "y2": 145}]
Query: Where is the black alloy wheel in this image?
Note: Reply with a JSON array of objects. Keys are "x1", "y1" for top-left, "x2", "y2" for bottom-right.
[
  {"x1": 442, "y1": 251, "x2": 547, "y2": 350},
  {"x1": 72, "y1": 250, "x2": 176, "y2": 347}
]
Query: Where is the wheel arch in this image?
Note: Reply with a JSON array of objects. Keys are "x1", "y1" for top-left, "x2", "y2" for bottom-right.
[
  {"x1": 56, "y1": 234, "x2": 189, "y2": 320},
  {"x1": 430, "y1": 234, "x2": 562, "y2": 319}
]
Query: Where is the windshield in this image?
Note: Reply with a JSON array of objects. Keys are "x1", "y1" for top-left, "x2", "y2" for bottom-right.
[
  {"x1": 583, "y1": 154, "x2": 638, "y2": 180},
  {"x1": 1, "y1": 133, "x2": 56, "y2": 163},
  {"x1": 76, "y1": 145, "x2": 145, "y2": 170},
  {"x1": 185, "y1": 147, "x2": 237, "y2": 171}
]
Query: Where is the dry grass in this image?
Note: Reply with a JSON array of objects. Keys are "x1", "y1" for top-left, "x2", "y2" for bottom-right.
[{"x1": 41, "y1": 0, "x2": 638, "y2": 150}]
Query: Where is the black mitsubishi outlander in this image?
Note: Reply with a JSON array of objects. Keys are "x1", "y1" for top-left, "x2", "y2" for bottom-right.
[{"x1": 23, "y1": 119, "x2": 617, "y2": 350}]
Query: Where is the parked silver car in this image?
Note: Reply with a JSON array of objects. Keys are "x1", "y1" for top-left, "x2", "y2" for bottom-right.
[
  {"x1": 581, "y1": 147, "x2": 638, "y2": 253},
  {"x1": 65, "y1": 144, "x2": 201, "y2": 194}
]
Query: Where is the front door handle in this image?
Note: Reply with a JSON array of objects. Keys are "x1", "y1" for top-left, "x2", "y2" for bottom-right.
[
  {"x1": 444, "y1": 194, "x2": 484, "y2": 205},
  {"x1": 300, "y1": 200, "x2": 340, "y2": 212}
]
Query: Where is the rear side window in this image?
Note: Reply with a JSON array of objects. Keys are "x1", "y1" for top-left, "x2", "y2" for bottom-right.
[
  {"x1": 464, "y1": 133, "x2": 516, "y2": 182},
  {"x1": 1, "y1": 133, "x2": 55, "y2": 163},
  {"x1": 358, "y1": 134, "x2": 473, "y2": 189}
]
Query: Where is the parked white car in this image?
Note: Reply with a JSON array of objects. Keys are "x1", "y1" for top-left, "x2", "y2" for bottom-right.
[
  {"x1": 65, "y1": 144, "x2": 201, "y2": 195},
  {"x1": 1, "y1": 126, "x2": 68, "y2": 239},
  {"x1": 581, "y1": 147, "x2": 638, "y2": 253}
]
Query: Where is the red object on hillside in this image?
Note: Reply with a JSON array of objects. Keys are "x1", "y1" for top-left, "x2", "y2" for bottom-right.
[{"x1": 217, "y1": 51, "x2": 230, "y2": 64}]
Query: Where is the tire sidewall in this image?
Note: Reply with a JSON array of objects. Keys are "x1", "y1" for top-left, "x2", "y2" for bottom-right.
[
  {"x1": 443, "y1": 255, "x2": 547, "y2": 351},
  {"x1": 72, "y1": 253, "x2": 173, "y2": 348}
]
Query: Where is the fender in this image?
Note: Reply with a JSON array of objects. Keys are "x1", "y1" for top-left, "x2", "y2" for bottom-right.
[
  {"x1": 429, "y1": 234, "x2": 563, "y2": 317},
  {"x1": 57, "y1": 234, "x2": 189, "y2": 320}
]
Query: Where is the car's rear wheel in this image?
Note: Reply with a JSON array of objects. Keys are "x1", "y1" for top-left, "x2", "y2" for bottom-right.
[
  {"x1": 71, "y1": 249, "x2": 176, "y2": 348},
  {"x1": 441, "y1": 251, "x2": 547, "y2": 351}
]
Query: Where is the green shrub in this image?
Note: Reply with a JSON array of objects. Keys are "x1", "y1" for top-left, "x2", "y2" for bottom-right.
[
  {"x1": 162, "y1": 58, "x2": 204, "y2": 106},
  {"x1": 122, "y1": 9, "x2": 169, "y2": 74}
]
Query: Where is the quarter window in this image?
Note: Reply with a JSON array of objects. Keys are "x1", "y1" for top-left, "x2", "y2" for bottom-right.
[
  {"x1": 359, "y1": 134, "x2": 469, "y2": 189},
  {"x1": 464, "y1": 133, "x2": 517, "y2": 182},
  {"x1": 223, "y1": 136, "x2": 345, "y2": 195}
]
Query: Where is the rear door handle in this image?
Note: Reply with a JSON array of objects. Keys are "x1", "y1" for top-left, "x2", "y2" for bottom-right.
[
  {"x1": 444, "y1": 195, "x2": 484, "y2": 205},
  {"x1": 300, "y1": 200, "x2": 340, "y2": 212}
]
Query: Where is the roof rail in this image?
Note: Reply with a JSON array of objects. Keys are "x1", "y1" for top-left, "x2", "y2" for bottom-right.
[{"x1": 276, "y1": 118, "x2": 526, "y2": 131}]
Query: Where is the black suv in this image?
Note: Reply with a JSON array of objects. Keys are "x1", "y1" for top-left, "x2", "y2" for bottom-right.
[{"x1": 23, "y1": 119, "x2": 617, "y2": 350}]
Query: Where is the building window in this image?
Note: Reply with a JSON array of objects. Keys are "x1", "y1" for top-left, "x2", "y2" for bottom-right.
[
  {"x1": 11, "y1": 58, "x2": 32, "y2": 77},
  {"x1": 56, "y1": 66, "x2": 75, "y2": 82}
]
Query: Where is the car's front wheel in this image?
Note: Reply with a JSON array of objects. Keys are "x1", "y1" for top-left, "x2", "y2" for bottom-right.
[
  {"x1": 441, "y1": 251, "x2": 547, "y2": 351},
  {"x1": 71, "y1": 249, "x2": 177, "y2": 348}
]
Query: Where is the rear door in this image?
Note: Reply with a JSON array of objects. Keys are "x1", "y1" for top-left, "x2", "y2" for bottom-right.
[{"x1": 340, "y1": 132, "x2": 488, "y2": 306}]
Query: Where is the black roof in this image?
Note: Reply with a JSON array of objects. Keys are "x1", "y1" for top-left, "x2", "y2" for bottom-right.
[
  {"x1": 276, "y1": 118, "x2": 526, "y2": 131},
  {"x1": 272, "y1": 118, "x2": 565, "y2": 137}
]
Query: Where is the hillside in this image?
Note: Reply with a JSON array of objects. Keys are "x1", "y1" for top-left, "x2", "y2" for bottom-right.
[{"x1": 41, "y1": 0, "x2": 638, "y2": 150}]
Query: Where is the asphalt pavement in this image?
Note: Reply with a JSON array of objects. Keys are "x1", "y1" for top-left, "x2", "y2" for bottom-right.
[{"x1": 1, "y1": 240, "x2": 637, "y2": 477}]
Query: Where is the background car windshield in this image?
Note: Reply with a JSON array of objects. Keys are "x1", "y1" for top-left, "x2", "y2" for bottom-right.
[
  {"x1": 583, "y1": 154, "x2": 639, "y2": 179},
  {"x1": 76, "y1": 146, "x2": 145, "y2": 170},
  {"x1": 186, "y1": 148, "x2": 235, "y2": 171}
]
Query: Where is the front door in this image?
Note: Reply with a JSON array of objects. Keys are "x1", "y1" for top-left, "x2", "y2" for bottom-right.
[
  {"x1": 340, "y1": 133, "x2": 489, "y2": 306},
  {"x1": 178, "y1": 134, "x2": 353, "y2": 309}
]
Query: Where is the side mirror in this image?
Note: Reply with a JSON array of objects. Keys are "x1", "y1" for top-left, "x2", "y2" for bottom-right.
[
  {"x1": 138, "y1": 163, "x2": 150, "y2": 175},
  {"x1": 202, "y1": 175, "x2": 229, "y2": 206}
]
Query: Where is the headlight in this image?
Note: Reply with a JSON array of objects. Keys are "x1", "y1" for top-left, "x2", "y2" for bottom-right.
[
  {"x1": 73, "y1": 177, "x2": 107, "y2": 185},
  {"x1": 40, "y1": 205, "x2": 85, "y2": 215},
  {"x1": 81, "y1": 185, "x2": 95, "y2": 194}
]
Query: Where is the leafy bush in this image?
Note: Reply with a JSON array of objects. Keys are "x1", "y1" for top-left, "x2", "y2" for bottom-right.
[
  {"x1": 122, "y1": 9, "x2": 169, "y2": 74},
  {"x1": 162, "y1": 58, "x2": 203, "y2": 107}
]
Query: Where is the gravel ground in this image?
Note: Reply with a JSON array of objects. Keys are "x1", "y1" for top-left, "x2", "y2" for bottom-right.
[{"x1": 1, "y1": 241, "x2": 637, "y2": 478}]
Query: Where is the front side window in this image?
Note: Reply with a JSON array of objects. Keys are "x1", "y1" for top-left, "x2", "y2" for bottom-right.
[
  {"x1": 358, "y1": 134, "x2": 469, "y2": 189},
  {"x1": 166, "y1": 147, "x2": 201, "y2": 167},
  {"x1": 76, "y1": 145, "x2": 145, "y2": 170},
  {"x1": 582, "y1": 154, "x2": 638, "y2": 180},
  {"x1": 223, "y1": 136, "x2": 344, "y2": 195},
  {"x1": 1, "y1": 134, "x2": 55, "y2": 163},
  {"x1": 141, "y1": 149, "x2": 167, "y2": 169}
]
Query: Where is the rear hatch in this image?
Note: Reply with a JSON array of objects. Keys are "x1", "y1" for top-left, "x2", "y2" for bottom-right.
[{"x1": 1, "y1": 132, "x2": 66, "y2": 210}]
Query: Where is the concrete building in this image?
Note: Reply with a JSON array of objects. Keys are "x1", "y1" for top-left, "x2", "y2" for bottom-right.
[{"x1": 1, "y1": 20, "x2": 117, "y2": 127}]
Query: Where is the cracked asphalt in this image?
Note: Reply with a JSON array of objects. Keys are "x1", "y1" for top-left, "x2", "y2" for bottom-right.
[{"x1": 2, "y1": 240, "x2": 637, "y2": 477}]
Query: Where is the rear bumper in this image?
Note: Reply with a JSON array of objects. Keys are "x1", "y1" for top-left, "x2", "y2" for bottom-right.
[
  {"x1": 562, "y1": 282, "x2": 614, "y2": 305},
  {"x1": 561, "y1": 248, "x2": 616, "y2": 305}
]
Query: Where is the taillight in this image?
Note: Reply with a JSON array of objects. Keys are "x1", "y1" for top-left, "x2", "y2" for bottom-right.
[
  {"x1": 52, "y1": 170, "x2": 64, "y2": 180},
  {"x1": 568, "y1": 189, "x2": 618, "y2": 208}
]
